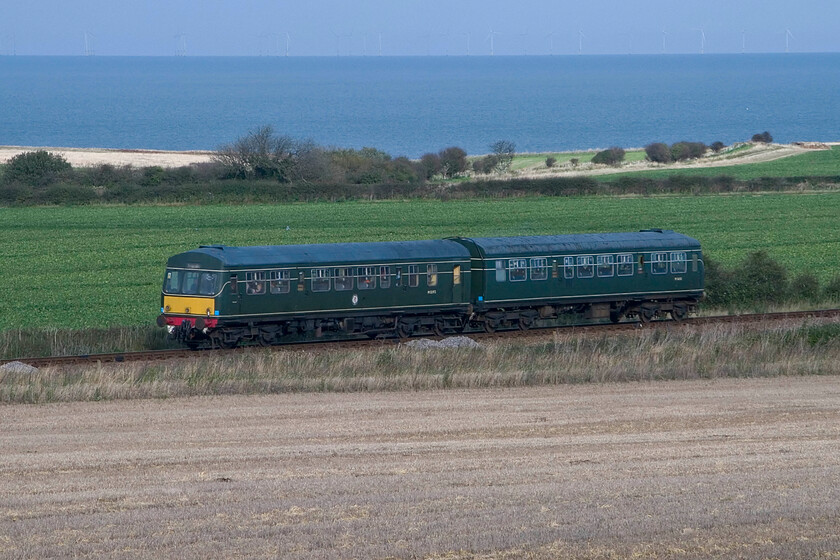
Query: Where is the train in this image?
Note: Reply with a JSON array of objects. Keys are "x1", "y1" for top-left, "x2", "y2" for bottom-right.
[{"x1": 157, "y1": 229, "x2": 705, "y2": 348}]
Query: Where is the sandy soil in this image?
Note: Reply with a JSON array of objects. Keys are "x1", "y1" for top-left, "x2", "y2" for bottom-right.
[
  {"x1": 0, "y1": 146, "x2": 214, "y2": 168},
  {"x1": 2, "y1": 376, "x2": 839, "y2": 559}
]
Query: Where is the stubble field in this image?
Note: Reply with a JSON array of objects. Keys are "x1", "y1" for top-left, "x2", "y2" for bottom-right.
[{"x1": 2, "y1": 375, "x2": 839, "y2": 559}]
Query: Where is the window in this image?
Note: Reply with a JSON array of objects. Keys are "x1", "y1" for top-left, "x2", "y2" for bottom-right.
[
  {"x1": 597, "y1": 255, "x2": 615, "y2": 277},
  {"x1": 577, "y1": 256, "x2": 594, "y2": 278},
  {"x1": 380, "y1": 266, "x2": 391, "y2": 289},
  {"x1": 670, "y1": 252, "x2": 687, "y2": 274},
  {"x1": 453, "y1": 265, "x2": 461, "y2": 285},
  {"x1": 427, "y1": 264, "x2": 438, "y2": 287},
  {"x1": 182, "y1": 271, "x2": 201, "y2": 294},
  {"x1": 334, "y1": 267, "x2": 353, "y2": 291},
  {"x1": 651, "y1": 252, "x2": 668, "y2": 274},
  {"x1": 269, "y1": 270, "x2": 291, "y2": 294},
  {"x1": 245, "y1": 272, "x2": 266, "y2": 295},
  {"x1": 164, "y1": 270, "x2": 181, "y2": 293},
  {"x1": 408, "y1": 265, "x2": 419, "y2": 287},
  {"x1": 692, "y1": 253, "x2": 699, "y2": 273},
  {"x1": 495, "y1": 260, "x2": 506, "y2": 282},
  {"x1": 311, "y1": 268, "x2": 330, "y2": 292},
  {"x1": 617, "y1": 254, "x2": 634, "y2": 276},
  {"x1": 531, "y1": 258, "x2": 548, "y2": 281},
  {"x1": 198, "y1": 272, "x2": 219, "y2": 295},
  {"x1": 509, "y1": 258, "x2": 528, "y2": 282},
  {"x1": 359, "y1": 266, "x2": 376, "y2": 290},
  {"x1": 564, "y1": 257, "x2": 575, "y2": 279}
]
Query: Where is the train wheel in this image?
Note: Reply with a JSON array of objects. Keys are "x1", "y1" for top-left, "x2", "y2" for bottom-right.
[
  {"x1": 397, "y1": 320, "x2": 413, "y2": 340},
  {"x1": 639, "y1": 308, "x2": 654, "y2": 324},
  {"x1": 483, "y1": 320, "x2": 496, "y2": 334},
  {"x1": 518, "y1": 316, "x2": 534, "y2": 330},
  {"x1": 433, "y1": 320, "x2": 446, "y2": 337},
  {"x1": 671, "y1": 306, "x2": 687, "y2": 322}
]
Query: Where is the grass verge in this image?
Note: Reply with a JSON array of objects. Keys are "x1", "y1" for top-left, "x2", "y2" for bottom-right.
[{"x1": 4, "y1": 320, "x2": 839, "y2": 404}]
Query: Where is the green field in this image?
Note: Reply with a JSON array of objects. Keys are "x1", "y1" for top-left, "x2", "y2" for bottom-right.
[
  {"x1": 3, "y1": 191, "x2": 840, "y2": 330},
  {"x1": 601, "y1": 145, "x2": 840, "y2": 180}
]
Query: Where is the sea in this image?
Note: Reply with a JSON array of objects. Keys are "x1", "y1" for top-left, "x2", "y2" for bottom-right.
[{"x1": 1, "y1": 54, "x2": 838, "y2": 157}]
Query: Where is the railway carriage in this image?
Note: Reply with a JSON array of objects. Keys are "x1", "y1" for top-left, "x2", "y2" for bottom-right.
[
  {"x1": 158, "y1": 240, "x2": 472, "y2": 347},
  {"x1": 452, "y1": 229, "x2": 704, "y2": 330},
  {"x1": 158, "y1": 229, "x2": 704, "y2": 347}
]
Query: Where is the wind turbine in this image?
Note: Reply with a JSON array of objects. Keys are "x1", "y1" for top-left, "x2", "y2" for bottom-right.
[
  {"x1": 546, "y1": 31, "x2": 555, "y2": 55},
  {"x1": 285, "y1": 32, "x2": 290, "y2": 57},
  {"x1": 487, "y1": 28, "x2": 500, "y2": 56},
  {"x1": 697, "y1": 28, "x2": 705, "y2": 54},
  {"x1": 465, "y1": 32, "x2": 471, "y2": 56},
  {"x1": 519, "y1": 33, "x2": 528, "y2": 56},
  {"x1": 84, "y1": 31, "x2": 95, "y2": 56},
  {"x1": 661, "y1": 29, "x2": 668, "y2": 54},
  {"x1": 378, "y1": 33, "x2": 382, "y2": 56},
  {"x1": 578, "y1": 29, "x2": 585, "y2": 55},
  {"x1": 741, "y1": 30, "x2": 746, "y2": 54},
  {"x1": 174, "y1": 34, "x2": 187, "y2": 56},
  {"x1": 785, "y1": 28, "x2": 794, "y2": 53}
]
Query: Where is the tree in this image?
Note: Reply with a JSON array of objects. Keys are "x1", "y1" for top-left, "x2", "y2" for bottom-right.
[
  {"x1": 438, "y1": 146, "x2": 468, "y2": 178},
  {"x1": 751, "y1": 131, "x2": 773, "y2": 143},
  {"x1": 2, "y1": 150, "x2": 72, "y2": 186},
  {"x1": 545, "y1": 156, "x2": 557, "y2": 168},
  {"x1": 214, "y1": 125, "x2": 299, "y2": 181},
  {"x1": 591, "y1": 147, "x2": 625, "y2": 166},
  {"x1": 710, "y1": 141, "x2": 726, "y2": 153},
  {"x1": 489, "y1": 140, "x2": 516, "y2": 173},
  {"x1": 644, "y1": 143, "x2": 672, "y2": 163},
  {"x1": 417, "y1": 153, "x2": 441, "y2": 180}
]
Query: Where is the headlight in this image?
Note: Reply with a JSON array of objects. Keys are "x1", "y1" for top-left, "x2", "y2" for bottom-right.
[{"x1": 167, "y1": 325, "x2": 176, "y2": 334}]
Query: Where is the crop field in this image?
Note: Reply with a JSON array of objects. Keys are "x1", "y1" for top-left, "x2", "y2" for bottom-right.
[
  {"x1": 3, "y1": 374, "x2": 839, "y2": 559},
  {"x1": 2, "y1": 191, "x2": 840, "y2": 331}
]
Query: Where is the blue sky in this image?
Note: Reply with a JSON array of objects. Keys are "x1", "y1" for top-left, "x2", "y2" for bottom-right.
[{"x1": 3, "y1": 0, "x2": 839, "y2": 56}]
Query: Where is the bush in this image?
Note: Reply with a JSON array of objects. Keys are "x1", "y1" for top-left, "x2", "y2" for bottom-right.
[
  {"x1": 438, "y1": 146, "x2": 468, "y2": 178},
  {"x1": 731, "y1": 251, "x2": 789, "y2": 306},
  {"x1": 569, "y1": 158, "x2": 579, "y2": 166},
  {"x1": 670, "y1": 141, "x2": 707, "y2": 161},
  {"x1": 2, "y1": 150, "x2": 72, "y2": 186},
  {"x1": 790, "y1": 272, "x2": 820, "y2": 302},
  {"x1": 591, "y1": 147, "x2": 625, "y2": 166},
  {"x1": 710, "y1": 141, "x2": 726, "y2": 153},
  {"x1": 472, "y1": 155, "x2": 498, "y2": 175},
  {"x1": 751, "y1": 131, "x2": 773, "y2": 143},
  {"x1": 489, "y1": 140, "x2": 516, "y2": 173},
  {"x1": 545, "y1": 156, "x2": 557, "y2": 168},
  {"x1": 417, "y1": 153, "x2": 441, "y2": 180},
  {"x1": 824, "y1": 275, "x2": 840, "y2": 301},
  {"x1": 644, "y1": 143, "x2": 672, "y2": 163}
]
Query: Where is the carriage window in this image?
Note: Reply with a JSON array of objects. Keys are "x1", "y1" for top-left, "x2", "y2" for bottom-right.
[
  {"x1": 454, "y1": 265, "x2": 461, "y2": 285},
  {"x1": 617, "y1": 254, "x2": 634, "y2": 276},
  {"x1": 335, "y1": 267, "x2": 353, "y2": 291},
  {"x1": 408, "y1": 265, "x2": 419, "y2": 287},
  {"x1": 359, "y1": 266, "x2": 376, "y2": 290},
  {"x1": 597, "y1": 255, "x2": 615, "y2": 277},
  {"x1": 269, "y1": 270, "x2": 291, "y2": 294},
  {"x1": 670, "y1": 252, "x2": 687, "y2": 274},
  {"x1": 495, "y1": 260, "x2": 506, "y2": 282},
  {"x1": 380, "y1": 266, "x2": 391, "y2": 289},
  {"x1": 198, "y1": 272, "x2": 220, "y2": 295},
  {"x1": 182, "y1": 271, "x2": 201, "y2": 294},
  {"x1": 245, "y1": 272, "x2": 266, "y2": 295},
  {"x1": 427, "y1": 264, "x2": 438, "y2": 287},
  {"x1": 531, "y1": 258, "x2": 548, "y2": 281},
  {"x1": 577, "y1": 256, "x2": 594, "y2": 278},
  {"x1": 564, "y1": 257, "x2": 575, "y2": 279},
  {"x1": 509, "y1": 259, "x2": 528, "y2": 282},
  {"x1": 164, "y1": 270, "x2": 181, "y2": 293},
  {"x1": 311, "y1": 268, "x2": 330, "y2": 292},
  {"x1": 651, "y1": 253, "x2": 668, "y2": 274}
]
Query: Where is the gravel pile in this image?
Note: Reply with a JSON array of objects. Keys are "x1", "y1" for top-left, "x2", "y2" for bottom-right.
[{"x1": 403, "y1": 336, "x2": 482, "y2": 349}]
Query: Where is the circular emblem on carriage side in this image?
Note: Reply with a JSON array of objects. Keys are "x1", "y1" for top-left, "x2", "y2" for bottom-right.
[{"x1": 352, "y1": 294, "x2": 359, "y2": 306}]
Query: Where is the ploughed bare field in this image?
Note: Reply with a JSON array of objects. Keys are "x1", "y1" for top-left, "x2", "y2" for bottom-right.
[{"x1": 2, "y1": 376, "x2": 840, "y2": 559}]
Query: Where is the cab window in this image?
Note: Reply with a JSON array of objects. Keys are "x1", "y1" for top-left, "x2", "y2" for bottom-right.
[
  {"x1": 164, "y1": 270, "x2": 181, "y2": 293},
  {"x1": 495, "y1": 260, "x2": 506, "y2": 282},
  {"x1": 182, "y1": 271, "x2": 201, "y2": 294}
]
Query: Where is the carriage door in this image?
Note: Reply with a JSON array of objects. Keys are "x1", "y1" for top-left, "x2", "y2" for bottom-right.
[{"x1": 452, "y1": 265, "x2": 462, "y2": 302}]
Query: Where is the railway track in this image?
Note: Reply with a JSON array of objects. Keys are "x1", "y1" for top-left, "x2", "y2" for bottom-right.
[{"x1": 3, "y1": 309, "x2": 839, "y2": 369}]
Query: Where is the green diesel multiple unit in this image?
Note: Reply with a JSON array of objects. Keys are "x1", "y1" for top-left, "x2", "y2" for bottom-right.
[{"x1": 158, "y1": 229, "x2": 704, "y2": 347}]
